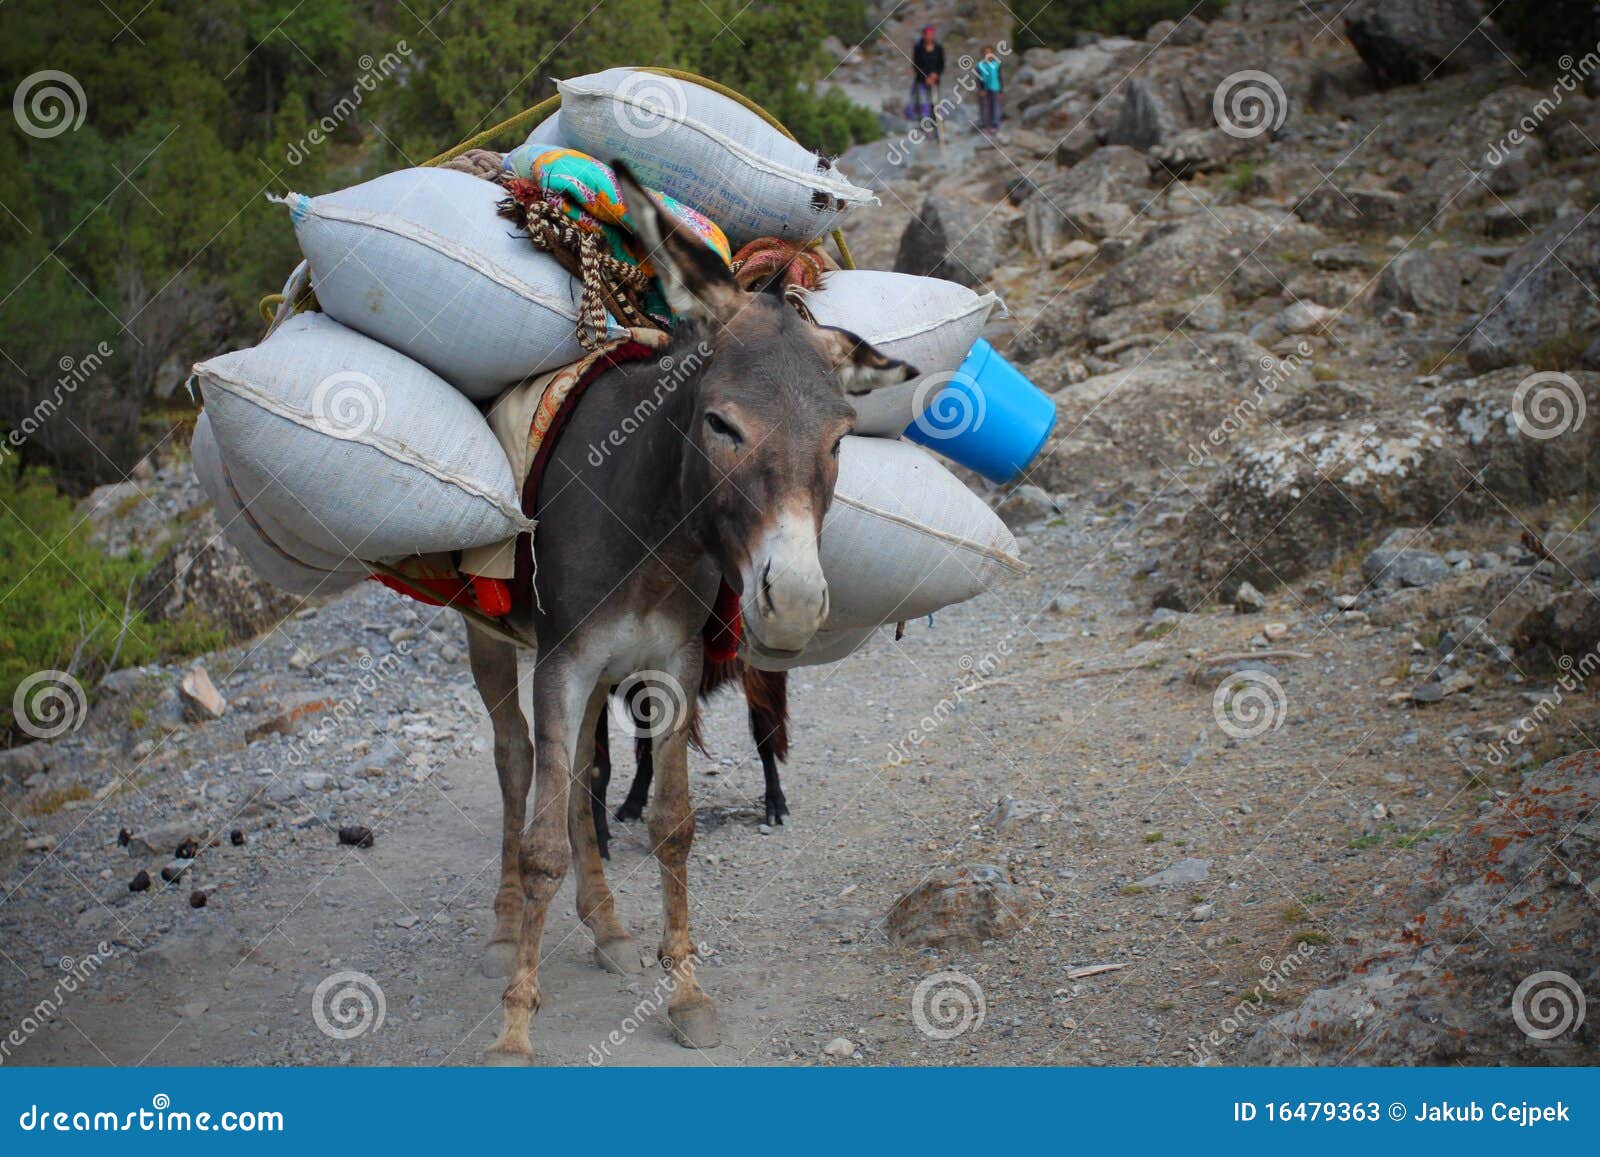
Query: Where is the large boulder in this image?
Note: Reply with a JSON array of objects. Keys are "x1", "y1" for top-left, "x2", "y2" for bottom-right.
[
  {"x1": 136, "y1": 507, "x2": 302, "y2": 643},
  {"x1": 1468, "y1": 216, "x2": 1600, "y2": 371},
  {"x1": 1026, "y1": 335, "x2": 1312, "y2": 491},
  {"x1": 1024, "y1": 146, "x2": 1151, "y2": 257},
  {"x1": 886, "y1": 864, "x2": 1035, "y2": 949},
  {"x1": 1245, "y1": 751, "x2": 1600, "y2": 1064},
  {"x1": 1372, "y1": 248, "x2": 1470, "y2": 315},
  {"x1": 1165, "y1": 368, "x2": 1600, "y2": 603},
  {"x1": 1344, "y1": 0, "x2": 1498, "y2": 87},
  {"x1": 1086, "y1": 206, "x2": 1325, "y2": 316},
  {"x1": 893, "y1": 189, "x2": 1005, "y2": 288}
]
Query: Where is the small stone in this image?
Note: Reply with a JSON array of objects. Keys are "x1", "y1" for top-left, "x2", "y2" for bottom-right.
[
  {"x1": 1233, "y1": 581, "x2": 1267, "y2": 614},
  {"x1": 1411, "y1": 682, "x2": 1445, "y2": 704},
  {"x1": 179, "y1": 666, "x2": 227, "y2": 721},
  {"x1": 1371, "y1": 803, "x2": 1389, "y2": 820},
  {"x1": 129, "y1": 869, "x2": 151, "y2": 892},
  {"x1": 230, "y1": 829, "x2": 245, "y2": 846},
  {"x1": 822, "y1": 1037, "x2": 855, "y2": 1059},
  {"x1": 1263, "y1": 622, "x2": 1289, "y2": 641},
  {"x1": 395, "y1": 914, "x2": 419, "y2": 929},
  {"x1": 300, "y1": 772, "x2": 333, "y2": 792},
  {"x1": 288, "y1": 646, "x2": 316, "y2": 670},
  {"x1": 179, "y1": 999, "x2": 209, "y2": 1018},
  {"x1": 23, "y1": 835, "x2": 57, "y2": 853},
  {"x1": 1135, "y1": 858, "x2": 1213, "y2": 889},
  {"x1": 1188, "y1": 902, "x2": 1215, "y2": 922},
  {"x1": 189, "y1": 890, "x2": 208, "y2": 909}
]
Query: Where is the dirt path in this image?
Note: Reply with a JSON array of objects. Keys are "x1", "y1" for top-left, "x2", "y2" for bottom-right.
[{"x1": 0, "y1": 480, "x2": 1513, "y2": 1066}]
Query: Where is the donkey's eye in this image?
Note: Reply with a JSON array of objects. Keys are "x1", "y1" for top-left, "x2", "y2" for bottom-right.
[
  {"x1": 705, "y1": 412, "x2": 743, "y2": 445},
  {"x1": 830, "y1": 437, "x2": 844, "y2": 459}
]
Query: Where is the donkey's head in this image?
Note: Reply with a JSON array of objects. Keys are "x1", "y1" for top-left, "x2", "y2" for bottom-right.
[{"x1": 618, "y1": 164, "x2": 915, "y2": 657}]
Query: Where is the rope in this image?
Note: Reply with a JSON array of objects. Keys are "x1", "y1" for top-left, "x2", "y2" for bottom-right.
[{"x1": 496, "y1": 184, "x2": 658, "y2": 346}]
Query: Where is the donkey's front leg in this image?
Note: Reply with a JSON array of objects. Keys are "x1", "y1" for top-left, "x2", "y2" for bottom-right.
[
  {"x1": 569, "y1": 687, "x2": 649, "y2": 974},
  {"x1": 650, "y1": 707, "x2": 720, "y2": 1049},
  {"x1": 466, "y1": 625, "x2": 532, "y2": 979},
  {"x1": 484, "y1": 659, "x2": 584, "y2": 1066}
]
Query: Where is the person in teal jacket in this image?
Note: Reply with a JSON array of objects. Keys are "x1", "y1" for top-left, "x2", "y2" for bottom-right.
[{"x1": 975, "y1": 46, "x2": 1003, "y2": 131}]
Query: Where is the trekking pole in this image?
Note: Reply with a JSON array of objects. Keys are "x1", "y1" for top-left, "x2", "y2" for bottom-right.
[{"x1": 933, "y1": 81, "x2": 947, "y2": 156}]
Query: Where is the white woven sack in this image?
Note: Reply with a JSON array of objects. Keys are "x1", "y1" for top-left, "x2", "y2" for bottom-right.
[
  {"x1": 820, "y1": 437, "x2": 1024, "y2": 628},
  {"x1": 745, "y1": 624, "x2": 880, "y2": 672},
  {"x1": 793, "y1": 270, "x2": 999, "y2": 436},
  {"x1": 281, "y1": 167, "x2": 607, "y2": 399},
  {"x1": 557, "y1": 68, "x2": 875, "y2": 246},
  {"x1": 193, "y1": 312, "x2": 533, "y2": 562},
  {"x1": 524, "y1": 112, "x2": 567, "y2": 148},
  {"x1": 190, "y1": 412, "x2": 366, "y2": 597}
]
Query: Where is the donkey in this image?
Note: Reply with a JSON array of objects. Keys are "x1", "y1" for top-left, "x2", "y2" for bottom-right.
[
  {"x1": 465, "y1": 164, "x2": 913, "y2": 1064},
  {"x1": 591, "y1": 662, "x2": 790, "y2": 861}
]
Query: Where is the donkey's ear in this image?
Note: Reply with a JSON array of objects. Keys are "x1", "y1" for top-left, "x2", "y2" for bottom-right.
[
  {"x1": 614, "y1": 160, "x2": 741, "y2": 323},
  {"x1": 811, "y1": 324, "x2": 919, "y2": 396}
]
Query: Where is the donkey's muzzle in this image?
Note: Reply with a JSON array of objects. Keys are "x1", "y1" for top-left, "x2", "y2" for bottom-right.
[{"x1": 740, "y1": 512, "x2": 828, "y2": 655}]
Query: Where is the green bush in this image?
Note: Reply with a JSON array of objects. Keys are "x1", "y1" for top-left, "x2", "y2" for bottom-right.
[
  {"x1": 1494, "y1": 1, "x2": 1600, "y2": 70},
  {"x1": 1, "y1": 468, "x2": 222, "y2": 743},
  {"x1": 1014, "y1": 0, "x2": 1229, "y2": 50}
]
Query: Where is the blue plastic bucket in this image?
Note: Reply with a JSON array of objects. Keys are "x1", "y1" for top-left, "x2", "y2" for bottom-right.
[{"x1": 902, "y1": 339, "x2": 1057, "y2": 484}]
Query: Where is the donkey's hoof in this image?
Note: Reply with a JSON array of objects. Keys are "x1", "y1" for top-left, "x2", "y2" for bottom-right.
[
  {"x1": 480, "y1": 940, "x2": 517, "y2": 979},
  {"x1": 594, "y1": 936, "x2": 648, "y2": 975},
  {"x1": 482, "y1": 1041, "x2": 536, "y2": 1067},
  {"x1": 669, "y1": 997, "x2": 721, "y2": 1049}
]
